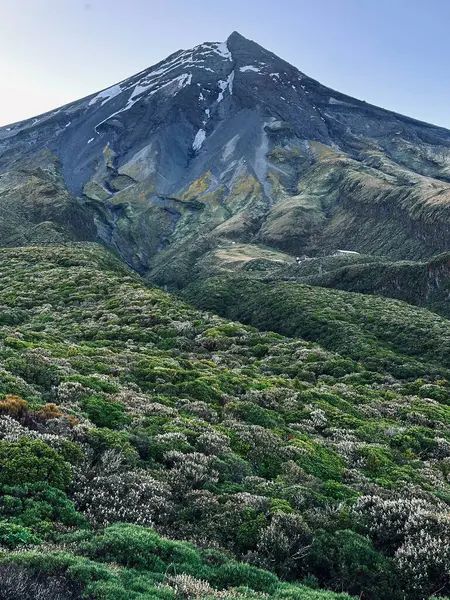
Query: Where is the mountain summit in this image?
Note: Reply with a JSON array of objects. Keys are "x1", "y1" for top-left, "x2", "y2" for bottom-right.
[{"x1": 1, "y1": 32, "x2": 450, "y2": 275}]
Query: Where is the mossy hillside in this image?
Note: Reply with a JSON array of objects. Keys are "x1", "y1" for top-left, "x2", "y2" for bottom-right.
[
  {"x1": 188, "y1": 243, "x2": 450, "y2": 321},
  {"x1": 194, "y1": 243, "x2": 294, "y2": 279},
  {"x1": 382, "y1": 135, "x2": 450, "y2": 181},
  {"x1": 183, "y1": 275, "x2": 450, "y2": 378},
  {"x1": 5, "y1": 137, "x2": 450, "y2": 299},
  {"x1": 296, "y1": 254, "x2": 450, "y2": 319},
  {"x1": 168, "y1": 186, "x2": 229, "y2": 244},
  {"x1": 180, "y1": 172, "x2": 212, "y2": 200},
  {"x1": 2, "y1": 245, "x2": 450, "y2": 598},
  {"x1": 0, "y1": 152, "x2": 95, "y2": 247},
  {"x1": 240, "y1": 251, "x2": 450, "y2": 318}
]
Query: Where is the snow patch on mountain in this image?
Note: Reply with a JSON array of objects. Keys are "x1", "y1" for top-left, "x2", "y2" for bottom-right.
[
  {"x1": 193, "y1": 128, "x2": 206, "y2": 151},
  {"x1": 217, "y1": 71, "x2": 235, "y2": 103},
  {"x1": 94, "y1": 73, "x2": 192, "y2": 132},
  {"x1": 240, "y1": 65, "x2": 261, "y2": 73},
  {"x1": 222, "y1": 134, "x2": 240, "y2": 161},
  {"x1": 89, "y1": 84, "x2": 123, "y2": 107},
  {"x1": 213, "y1": 42, "x2": 232, "y2": 60}
]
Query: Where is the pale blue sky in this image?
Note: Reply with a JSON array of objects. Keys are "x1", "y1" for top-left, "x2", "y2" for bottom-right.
[{"x1": 1, "y1": 0, "x2": 450, "y2": 127}]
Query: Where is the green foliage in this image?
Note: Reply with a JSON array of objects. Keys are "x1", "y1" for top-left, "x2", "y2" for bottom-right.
[
  {"x1": 308, "y1": 530, "x2": 398, "y2": 599},
  {"x1": 64, "y1": 375, "x2": 121, "y2": 394},
  {"x1": 82, "y1": 396, "x2": 130, "y2": 429},
  {"x1": 82, "y1": 524, "x2": 170, "y2": 571},
  {"x1": 86, "y1": 429, "x2": 138, "y2": 462},
  {"x1": 184, "y1": 275, "x2": 450, "y2": 379},
  {"x1": 0, "y1": 439, "x2": 71, "y2": 489},
  {"x1": 0, "y1": 521, "x2": 41, "y2": 549},
  {"x1": 235, "y1": 508, "x2": 268, "y2": 551},
  {"x1": 0, "y1": 246, "x2": 449, "y2": 600},
  {"x1": 286, "y1": 252, "x2": 450, "y2": 320},
  {"x1": 209, "y1": 560, "x2": 279, "y2": 593},
  {"x1": 80, "y1": 524, "x2": 277, "y2": 593},
  {"x1": 226, "y1": 401, "x2": 283, "y2": 428},
  {"x1": 0, "y1": 539, "x2": 358, "y2": 600},
  {"x1": 294, "y1": 439, "x2": 345, "y2": 481},
  {"x1": 0, "y1": 482, "x2": 85, "y2": 534}
]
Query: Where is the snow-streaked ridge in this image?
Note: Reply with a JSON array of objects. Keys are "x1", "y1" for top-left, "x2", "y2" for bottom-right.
[
  {"x1": 90, "y1": 36, "x2": 236, "y2": 132},
  {"x1": 213, "y1": 41, "x2": 232, "y2": 61},
  {"x1": 94, "y1": 73, "x2": 192, "y2": 132}
]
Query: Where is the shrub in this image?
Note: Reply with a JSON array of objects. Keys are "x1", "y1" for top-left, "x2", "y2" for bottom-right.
[
  {"x1": 209, "y1": 561, "x2": 279, "y2": 593},
  {"x1": 72, "y1": 468, "x2": 172, "y2": 527},
  {"x1": 5, "y1": 349, "x2": 61, "y2": 388},
  {"x1": 86, "y1": 429, "x2": 138, "y2": 463},
  {"x1": 255, "y1": 512, "x2": 312, "y2": 579},
  {"x1": 82, "y1": 396, "x2": 130, "y2": 429},
  {"x1": 294, "y1": 440, "x2": 345, "y2": 481},
  {"x1": 82, "y1": 524, "x2": 202, "y2": 573},
  {"x1": 0, "y1": 439, "x2": 71, "y2": 489},
  {"x1": 0, "y1": 482, "x2": 84, "y2": 532},
  {"x1": 0, "y1": 395, "x2": 28, "y2": 418},
  {"x1": 0, "y1": 553, "x2": 114, "y2": 597},
  {"x1": 226, "y1": 401, "x2": 282, "y2": 428},
  {"x1": 235, "y1": 508, "x2": 267, "y2": 553},
  {"x1": 307, "y1": 530, "x2": 398, "y2": 599},
  {"x1": 0, "y1": 562, "x2": 82, "y2": 600},
  {"x1": 0, "y1": 522, "x2": 41, "y2": 549}
]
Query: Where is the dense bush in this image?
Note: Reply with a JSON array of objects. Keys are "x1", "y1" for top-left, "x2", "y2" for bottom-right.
[
  {"x1": 308, "y1": 530, "x2": 398, "y2": 599},
  {"x1": 81, "y1": 395, "x2": 130, "y2": 429},
  {"x1": 0, "y1": 439, "x2": 71, "y2": 489},
  {"x1": 184, "y1": 276, "x2": 450, "y2": 379},
  {"x1": 0, "y1": 246, "x2": 449, "y2": 600},
  {"x1": 0, "y1": 482, "x2": 84, "y2": 534},
  {"x1": 0, "y1": 522, "x2": 41, "y2": 549}
]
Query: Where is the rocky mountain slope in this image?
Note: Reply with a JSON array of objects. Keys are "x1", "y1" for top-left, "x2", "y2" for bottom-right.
[{"x1": 2, "y1": 31, "x2": 450, "y2": 281}]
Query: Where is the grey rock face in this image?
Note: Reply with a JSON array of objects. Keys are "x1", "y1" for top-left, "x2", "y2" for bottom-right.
[{"x1": 1, "y1": 31, "x2": 450, "y2": 275}]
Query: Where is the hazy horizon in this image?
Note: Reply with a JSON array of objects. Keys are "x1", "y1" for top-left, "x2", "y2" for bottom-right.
[{"x1": 1, "y1": 0, "x2": 450, "y2": 128}]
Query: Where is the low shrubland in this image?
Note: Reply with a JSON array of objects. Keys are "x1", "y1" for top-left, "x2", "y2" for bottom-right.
[{"x1": 0, "y1": 246, "x2": 449, "y2": 599}]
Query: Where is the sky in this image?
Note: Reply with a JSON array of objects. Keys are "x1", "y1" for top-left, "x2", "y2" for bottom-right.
[{"x1": 1, "y1": 0, "x2": 450, "y2": 127}]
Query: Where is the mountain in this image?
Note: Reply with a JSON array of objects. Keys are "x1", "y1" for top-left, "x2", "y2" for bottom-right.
[
  {"x1": 3, "y1": 32, "x2": 450, "y2": 600},
  {"x1": 2, "y1": 31, "x2": 450, "y2": 282}
]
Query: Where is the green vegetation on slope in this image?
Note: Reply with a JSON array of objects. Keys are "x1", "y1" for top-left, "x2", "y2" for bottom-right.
[
  {"x1": 1, "y1": 245, "x2": 450, "y2": 599},
  {"x1": 261, "y1": 252, "x2": 450, "y2": 319},
  {"x1": 184, "y1": 275, "x2": 450, "y2": 379},
  {"x1": 0, "y1": 525, "x2": 357, "y2": 600}
]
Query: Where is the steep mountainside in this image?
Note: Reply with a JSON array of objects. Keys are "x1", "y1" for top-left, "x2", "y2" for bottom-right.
[{"x1": 2, "y1": 32, "x2": 450, "y2": 280}]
